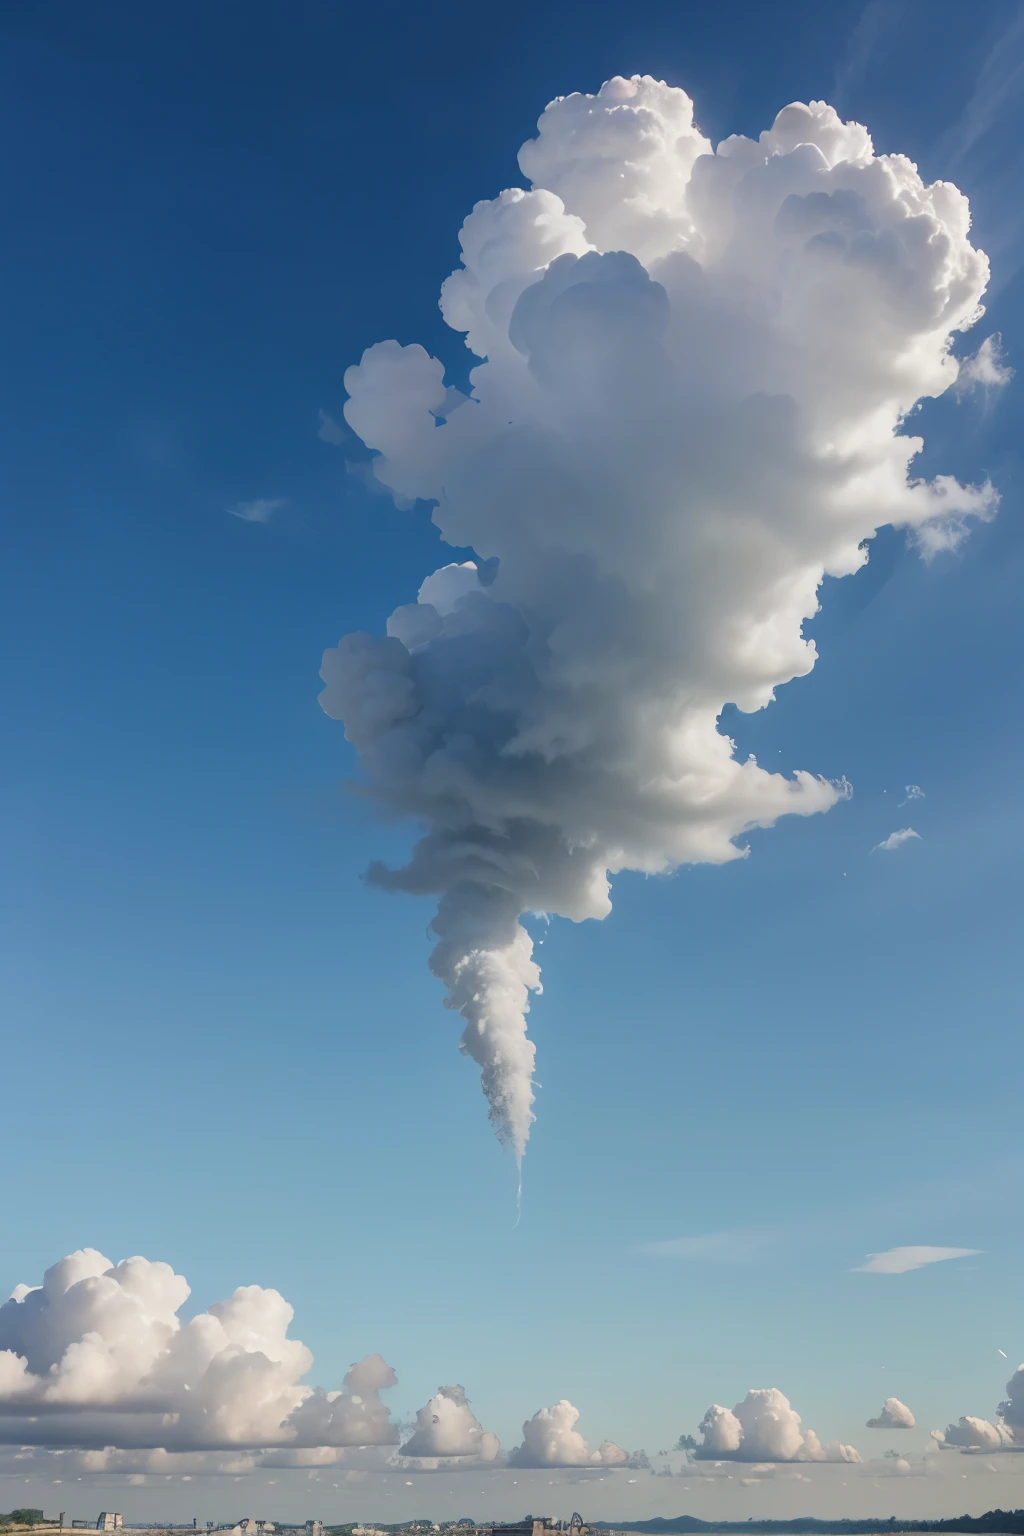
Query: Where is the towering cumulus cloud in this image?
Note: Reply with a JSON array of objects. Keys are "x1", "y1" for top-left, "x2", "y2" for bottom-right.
[
  {"x1": 509, "y1": 1400, "x2": 626, "y2": 1467},
  {"x1": 696, "y1": 1388, "x2": 861, "y2": 1463},
  {"x1": 321, "y1": 76, "x2": 996, "y2": 1157},
  {"x1": 400, "y1": 1384, "x2": 500, "y2": 1463}
]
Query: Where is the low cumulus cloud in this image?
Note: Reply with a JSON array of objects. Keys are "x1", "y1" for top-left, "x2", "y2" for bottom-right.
[
  {"x1": 873, "y1": 828, "x2": 922, "y2": 852},
  {"x1": 321, "y1": 72, "x2": 997, "y2": 1160},
  {"x1": 694, "y1": 1388, "x2": 862, "y2": 1463},
  {"x1": 0, "y1": 1248, "x2": 397, "y2": 1453},
  {"x1": 0, "y1": 1250, "x2": 634, "y2": 1482},
  {"x1": 933, "y1": 1363, "x2": 1024, "y2": 1453},
  {"x1": 853, "y1": 1246, "x2": 980, "y2": 1273},
  {"x1": 509, "y1": 1400, "x2": 627, "y2": 1467},
  {"x1": 399, "y1": 1384, "x2": 500, "y2": 1464},
  {"x1": 867, "y1": 1397, "x2": 916, "y2": 1429},
  {"x1": 932, "y1": 1417, "x2": 1013, "y2": 1451}
]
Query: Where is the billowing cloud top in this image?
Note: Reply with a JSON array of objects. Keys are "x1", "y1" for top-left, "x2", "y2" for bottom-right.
[
  {"x1": 867, "y1": 1396, "x2": 916, "y2": 1429},
  {"x1": 695, "y1": 1388, "x2": 861, "y2": 1463},
  {"x1": 321, "y1": 73, "x2": 998, "y2": 1158},
  {"x1": 400, "y1": 1384, "x2": 500, "y2": 1463},
  {"x1": 932, "y1": 1363, "x2": 1024, "y2": 1453},
  {"x1": 0, "y1": 1249, "x2": 397, "y2": 1452},
  {"x1": 508, "y1": 1400, "x2": 626, "y2": 1467},
  {"x1": 0, "y1": 1250, "x2": 645, "y2": 1477}
]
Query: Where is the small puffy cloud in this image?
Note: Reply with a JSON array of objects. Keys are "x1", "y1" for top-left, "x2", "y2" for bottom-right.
[
  {"x1": 399, "y1": 1384, "x2": 500, "y2": 1463},
  {"x1": 318, "y1": 409, "x2": 348, "y2": 445},
  {"x1": 853, "y1": 1246, "x2": 980, "y2": 1273},
  {"x1": 228, "y1": 497, "x2": 287, "y2": 523},
  {"x1": 416, "y1": 560, "x2": 481, "y2": 615},
  {"x1": 0, "y1": 1248, "x2": 398, "y2": 1453},
  {"x1": 873, "y1": 828, "x2": 921, "y2": 852},
  {"x1": 508, "y1": 1400, "x2": 626, "y2": 1467},
  {"x1": 900, "y1": 785, "x2": 925, "y2": 805},
  {"x1": 956, "y1": 334, "x2": 1013, "y2": 392},
  {"x1": 867, "y1": 1397, "x2": 916, "y2": 1429},
  {"x1": 694, "y1": 1389, "x2": 861, "y2": 1464}
]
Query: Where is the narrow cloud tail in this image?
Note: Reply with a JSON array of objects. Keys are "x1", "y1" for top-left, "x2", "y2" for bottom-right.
[{"x1": 431, "y1": 884, "x2": 540, "y2": 1159}]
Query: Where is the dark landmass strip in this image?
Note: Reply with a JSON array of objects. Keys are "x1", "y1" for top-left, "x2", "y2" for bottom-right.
[{"x1": 591, "y1": 1514, "x2": 1024, "y2": 1535}]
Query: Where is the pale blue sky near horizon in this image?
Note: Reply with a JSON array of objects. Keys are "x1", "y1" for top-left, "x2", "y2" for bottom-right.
[{"x1": 1, "y1": 0, "x2": 1023, "y2": 1493}]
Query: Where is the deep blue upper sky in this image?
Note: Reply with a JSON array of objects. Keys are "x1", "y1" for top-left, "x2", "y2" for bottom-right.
[{"x1": 1, "y1": 0, "x2": 1022, "y2": 1507}]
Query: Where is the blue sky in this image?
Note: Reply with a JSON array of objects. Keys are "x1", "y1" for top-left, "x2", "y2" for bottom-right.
[{"x1": 2, "y1": 0, "x2": 1023, "y2": 1520}]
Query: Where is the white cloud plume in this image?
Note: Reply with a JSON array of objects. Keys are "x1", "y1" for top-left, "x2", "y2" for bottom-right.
[
  {"x1": 508, "y1": 1400, "x2": 626, "y2": 1467},
  {"x1": 956, "y1": 334, "x2": 1014, "y2": 392},
  {"x1": 228, "y1": 497, "x2": 287, "y2": 523},
  {"x1": 900, "y1": 784, "x2": 924, "y2": 805},
  {"x1": 872, "y1": 828, "x2": 921, "y2": 852},
  {"x1": 399, "y1": 1384, "x2": 500, "y2": 1463},
  {"x1": 0, "y1": 1249, "x2": 397, "y2": 1453},
  {"x1": 853, "y1": 1246, "x2": 979, "y2": 1273},
  {"x1": 867, "y1": 1397, "x2": 916, "y2": 1429},
  {"x1": 320, "y1": 73, "x2": 997, "y2": 1159},
  {"x1": 694, "y1": 1389, "x2": 861, "y2": 1463}
]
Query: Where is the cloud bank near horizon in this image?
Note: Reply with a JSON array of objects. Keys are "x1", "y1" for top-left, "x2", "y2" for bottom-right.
[
  {"x1": 0, "y1": 1250, "x2": 632, "y2": 1475},
  {"x1": 0, "y1": 1249, "x2": 397, "y2": 1456},
  {"x1": 320, "y1": 72, "x2": 997, "y2": 1159},
  {"x1": 6, "y1": 1246, "x2": 1019, "y2": 1481},
  {"x1": 932, "y1": 1365, "x2": 1024, "y2": 1453}
]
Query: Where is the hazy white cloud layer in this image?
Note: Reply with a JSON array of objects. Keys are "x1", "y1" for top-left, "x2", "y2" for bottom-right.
[
  {"x1": 321, "y1": 73, "x2": 996, "y2": 1156},
  {"x1": 853, "y1": 1246, "x2": 980, "y2": 1273},
  {"x1": 867, "y1": 1397, "x2": 916, "y2": 1429},
  {"x1": 695, "y1": 1389, "x2": 862, "y2": 1464}
]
